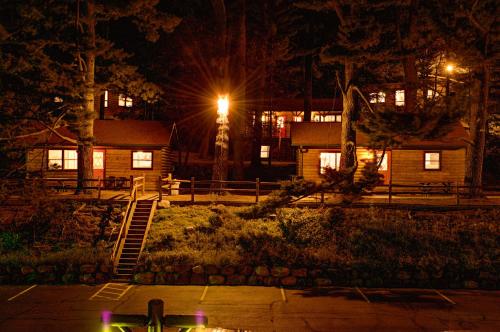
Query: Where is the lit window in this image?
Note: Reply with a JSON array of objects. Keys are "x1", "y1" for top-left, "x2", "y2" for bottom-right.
[
  {"x1": 320, "y1": 152, "x2": 341, "y2": 174},
  {"x1": 48, "y1": 150, "x2": 63, "y2": 170},
  {"x1": 104, "y1": 90, "x2": 108, "y2": 108},
  {"x1": 132, "y1": 151, "x2": 153, "y2": 169},
  {"x1": 424, "y1": 152, "x2": 440, "y2": 170},
  {"x1": 395, "y1": 90, "x2": 405, "y2": 106},
  {"x1": 277, "y1": 116, "x2": 285, "y2": 128},
  {"x1": 48, "y1": 149, "x2": 77, "y2": 170},
  {"x1": 375, "y1": 152, "x2": 387, "y2": 171},
  {"x1": 63, "y1": 150, "x2": 78, "y2": 170},
  {"x1": 312, "y1": 113, "x2": 321, "y2": 122},
  {"x1": 54, "y1": 96, "x2": 63, "y2": 103},
  {"x1": 335, "y1": 115, "x2": 342, "y2": 122},
  {"x1": 369, "y1": 91, "x2": 386, "y2": 104},
  {"x1": 119, "y1": 94, "x2": 133, "y2": 107},
  {"x1": 93, "y1": 151, "x2": 104, "y2": 170},
  {"x1": 323, "y1": 115, "x2": 336, "y2": 122},
  {"x1": 261, "y1": 145, "x2": 270, "y2": 159},
  {"x1": 293, "y1": 116, "x2": 302, "y2": 122}
]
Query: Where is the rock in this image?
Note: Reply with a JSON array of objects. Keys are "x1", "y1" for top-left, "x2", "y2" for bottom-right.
[
  {"x1": 151, "y1": 264, "x2": 162, "y2": 273},
  {"x1": 208, "y1": 275, "x2": 225, "y2": 285},
  {"x1": 205, "y1": 265, "x2": 219, "y2": 275},
  {"x1": 37, "y1": 265, "x2": 55, "y2": 274},
  {"x1": 190, "y1": 274, "x2": 206, "y2": 285},
  {"x1": 314, "y1": 278, "x2": 332, "y2": 287},
  {"x1": 192, "y1": 265, "x2": 204, "y2": 275},
  {"x1": 221, "y1": 266, "x2": 236, "y2": 276},
  {"x1": 174, "y1": 264, "x2": 192, "y2": 274},
  {"x1": 238, "y1": 265, "x2": 254, "y2": 276},
  {"x1": 292, "y1": 268, "x2": 308, "y2": 278},
  {"x1": 464, "y1": 280, "x2": 479, "y2": 289},
  {"x1": 62, "y1": 273, "x2": 77, "y2": 284},
  {"x1": 79, "y1": 274, "x2": 95, "y2": 284},
  {"x1": 164, "y1": 266, "x2": 175, "y2": 273},
  {"x1": 263, "y1": 277, "x2": 280, "y2": 286},
  {"x1": 308, "y1": 269, "x2": 323, "y2": 278},
  {"x1": 280, "y1": 276, "x2": 297, "y2": 287},
  {"x1": 174, "y1": 273, "x2": 191, "y2": 285},
  {"x1": 271, "y1": 267, "x2": 290, "y2": 278},
  {"x1": 398, "y1": 271, "x2": 411, "y2": 280},
  {"x1": 95, "y1": 272, "x2": 108, "y2": 283},
  {"x1": 21, "y1": 266, "x2": 35, "y2": 275},
  {"x1": 155, "y1": 272, "x2": 176, "y2": 285},
  {"x1": 226, "y1": 275, "x2": 246, "y2": 285},
  {"x1": 99, "y1": 264, "x2": 112, "y2": 274},
  {"x1": 80, "y1": 264, "x2": 96, "y2": 274},
  {"x1": 134, "y1": 272, "x2": 155, "y2": 284},
  {"x1": 157, "y1": 200, "x2": 171, "y2": 209},
  {"x1": 255, "y1": 266, "x2": 270, "y2": 277}
]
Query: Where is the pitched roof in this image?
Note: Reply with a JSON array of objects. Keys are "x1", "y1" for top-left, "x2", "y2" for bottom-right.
[
  {"x1": 32, "y1": 120, "x2": 172, "y2": 147},
  {"x1": 291, "y1": 122, "x2": 468, "y2": 149}
]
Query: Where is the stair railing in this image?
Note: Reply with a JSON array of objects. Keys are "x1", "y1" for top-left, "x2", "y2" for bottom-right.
[{"x1": 111, "y1": 185, "x2": 138, "y2": 271}]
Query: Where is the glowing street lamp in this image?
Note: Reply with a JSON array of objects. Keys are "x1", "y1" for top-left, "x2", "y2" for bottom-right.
[
  {"x1": 212, "y1": 95, "x2": 230, "y2": 191},
  {"x1": 445, "y1": 63, "x2": 455, "y2": 73},
  {"x1": 445, "y1": 63, "x2": 454, "y2": 96}
]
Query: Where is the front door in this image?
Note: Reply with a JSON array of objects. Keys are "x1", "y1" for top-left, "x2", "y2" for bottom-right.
[{"x1": 93, "y1": 149, "x2": 105, "y2": 181}]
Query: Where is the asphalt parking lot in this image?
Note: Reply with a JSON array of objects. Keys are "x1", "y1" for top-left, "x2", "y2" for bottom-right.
[{"x1": 0, "y1": 284, "x2": 499, "y2": 331}]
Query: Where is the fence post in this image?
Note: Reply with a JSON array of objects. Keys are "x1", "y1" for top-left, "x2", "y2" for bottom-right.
[
  {"x1": 158, "y1": 176, "x2": 162, "y2": 202},
  {"x1": 456, "y1": 181, "x2": 460, "y2": 206},
  {"x1": 320, "y1": 191, "x2": 325, "y2": 204},
  {"x1": 142, "y1": 173, "x2": 146, "y2": 196},
  {"x1": 191, "y1": 177, "x2": 195, "y2": 203},
  {"x1": 255, "y1": 178, "x2": 260, "y2": 203},
  {"x1": 129, "y1": 175, "x2": 134, "y2": 196},
  {"x1": 98, "y1": 177, "x2": 102, "y2": 200},
  {"x1": 388, "y1": 182, "x2": 392, "y2": 204}
]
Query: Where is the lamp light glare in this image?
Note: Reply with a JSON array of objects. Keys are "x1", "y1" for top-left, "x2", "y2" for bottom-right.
[
  {"x1": 446, "y1": 64, "x2": 454, "y2": 73},
  {"x1": 217, "y1": 95, "x2": 229, "y2": 116}
]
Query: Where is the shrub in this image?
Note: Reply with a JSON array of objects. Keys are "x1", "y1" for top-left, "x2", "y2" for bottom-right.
[{"x1": 0, "y1": 232, "x2": 22, "y2": 251}]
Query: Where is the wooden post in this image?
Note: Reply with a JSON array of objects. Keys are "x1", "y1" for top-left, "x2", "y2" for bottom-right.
[
  {"x1": 142, "y1": 172, "x2": 146, "y2": 196},
  {"x1": 191, "y1": 177, "x2": 195, "y2": 203},
  {"x1": 255, "y1": 178, "x2": 260, "y2": 203},
  {"x1": 97, "y1": 177, "x2": 102, "y2": 200},
  {"x1": 158, "y1": 176, "x2": 162, "y2": 202},
  {"x1": 320, "y1": 191, "x2": 325, "y2": 204},
  {"x1": 456, "y1": 181, "x2": 460, "y2": 206},
  {"x1": 388, "y1": 182, "x2": 392, "y2": 204},
  {"x1": 129, "y1": 175, "x2": 134, "y2": 196}
]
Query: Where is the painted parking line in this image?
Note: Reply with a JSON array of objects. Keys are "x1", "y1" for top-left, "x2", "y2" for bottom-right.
[
  {"x1": 199, "y1": 286, "x2": 209, "y2": 303},
  {"x1": 433, "y1": 289, "x2": 457, "y2": 305},
  {"x1": 280, "y1": 286, "x2": 288, "y2": 303},
  {"x1": 7, "y1": 285, "x2": 37, "y2": 301},
  {"x1": 355, "y1": 287, "x2": 371, "y2": 303},
  {"x1": 89, "y1": 283, "x2": 133, "y2": 301}
]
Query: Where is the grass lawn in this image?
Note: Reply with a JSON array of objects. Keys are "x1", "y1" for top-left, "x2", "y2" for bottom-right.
[{"x1": 142, "y1": 205, "x2": 500, "y2": 275}]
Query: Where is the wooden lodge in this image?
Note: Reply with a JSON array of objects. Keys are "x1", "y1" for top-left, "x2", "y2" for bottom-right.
[
  {"x1": 26, "y1": 120, "x2": 174, "y2": 190},
  {"x1": 291, "y1": 122, "x2": 468, "y2": 186}
]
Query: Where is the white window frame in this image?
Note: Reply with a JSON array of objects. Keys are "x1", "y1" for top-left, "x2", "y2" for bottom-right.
[
  {"x1": 260, "y1": 145, "x2": 270, "y2": 159},
  {"x1": 320, "y1": 152, "x2": 341, "y2": 174},
  {"x1": 375, "y1": 152, "x2": 388, "y2": 171},
  {"x1": 369, "y1": 91, "x2": 386, "y2": 104},
  {"x1": 119, "y1": 94, "x2": 133, "y2": 107},
  {"x1": 132, "y1": 151, "x2": 153, "y2": 169},
  {"x1": 395, "y1": 90, "x2": 405, "y2": 106},
  {"x1": 424, "y1": 152, "x2": 441, "y2": 170},
  {"x1": 48, "y1": 149, "x2": 77, "y2": 170},
  {"x1": 93, "y1": 151, "x2": 104, "y2": 170},
  {"x1": 104, "y1": 90, "x2": 108, "y2": 108}
]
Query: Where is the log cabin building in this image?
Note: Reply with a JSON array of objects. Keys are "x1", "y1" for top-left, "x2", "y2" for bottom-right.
[{"x1": 26, "y1": 120, "x2": 174, "y2": 190}]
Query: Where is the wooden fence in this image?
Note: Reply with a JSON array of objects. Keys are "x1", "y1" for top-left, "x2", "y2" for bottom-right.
[{"x1": 158, "y1": 177, "x2": 500, "y2": 205}]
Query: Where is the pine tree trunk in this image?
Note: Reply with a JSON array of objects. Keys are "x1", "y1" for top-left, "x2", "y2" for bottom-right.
[
  {"x1": 303, "y1": 54, "x2": 312, "y2": 121},
  {"x1": 340, "y1": 61, "x2": 356, "y2": 181},
  {"x1": 76, "y1": 0, "x2": 96, "y2": 193},
  {"x1": 468, "y1": 65, "x2": 490, "y2": 196},
  {"x1": 231, "y1": 0, "x2": 246, "y2": 180}
]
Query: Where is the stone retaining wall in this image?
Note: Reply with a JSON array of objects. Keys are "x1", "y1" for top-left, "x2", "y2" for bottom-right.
[{"x1": 1, "y1": 263, "x2": 498, "y2": 290}]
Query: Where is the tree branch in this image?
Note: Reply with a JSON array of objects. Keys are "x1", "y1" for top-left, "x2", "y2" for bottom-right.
[{"x1": 353, "y1": 86, "x2": 375, "y2": 114}]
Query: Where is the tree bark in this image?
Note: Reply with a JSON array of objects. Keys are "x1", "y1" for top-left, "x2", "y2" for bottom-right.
[
  {"x1": 230, "y1": 0, "x2": 246, "y2": 180},
  {"x1": 303, "y1": 53, "x2": 313, "y2": 121},
  {"x1": 76, "y1": 0, "x2": 96, "y2": 193},
  {"x1": 403, "y1": 54, "x2": 418, "y2": 112},
  {"x1": 340, "y1": 60, "x2": 356, "y2": 181},
  {"x1": 467, "y1": 65, "x2": 489, "y2": 196}
]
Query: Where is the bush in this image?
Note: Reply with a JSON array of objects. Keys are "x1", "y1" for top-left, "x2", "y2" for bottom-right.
[{"x1": 0, "y1": 232, "x2": 22, "y2": 251}]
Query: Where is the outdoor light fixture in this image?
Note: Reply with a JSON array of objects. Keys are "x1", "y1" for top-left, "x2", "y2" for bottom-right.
[
  {"x1": 446, "y1": 63, "x2": 454, "y2": 73},
  {"x1": 217, "y1": 95, "x2": 229, "y2": 116}
]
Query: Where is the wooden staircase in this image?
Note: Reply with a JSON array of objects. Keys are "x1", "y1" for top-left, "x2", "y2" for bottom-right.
[{"x1": 113, "y1": 199, "x2": 156, "y2": 282}]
